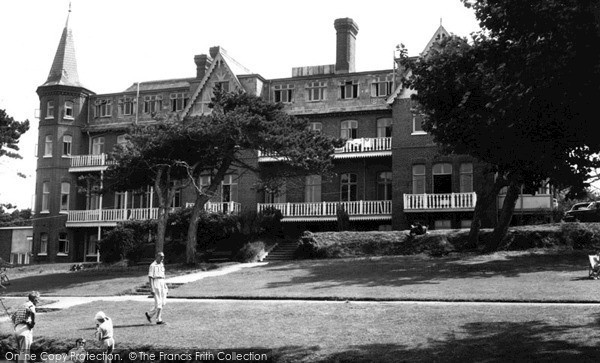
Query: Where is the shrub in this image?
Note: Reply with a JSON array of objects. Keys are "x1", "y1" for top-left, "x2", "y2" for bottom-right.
[
  {"x1": 258, "y1": 207, "x2": 284, "y2": 237},
  {"x1": 336, "y1": 204, "x2": 350, "y2": 231},
  {"x1": 99, "y1": 226, "x2": 148, "y2": 264},
  {"x1": 235, "y1": 241, "x2": 267, "y2": 262},
  {"x1": 560, "y1": 222, "x2": 600, "y2": 250}
]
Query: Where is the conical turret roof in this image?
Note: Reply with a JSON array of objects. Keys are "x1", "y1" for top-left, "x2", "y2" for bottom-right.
[{"x1": 40, "y1": 10, "x2": 82, "y2": 88}]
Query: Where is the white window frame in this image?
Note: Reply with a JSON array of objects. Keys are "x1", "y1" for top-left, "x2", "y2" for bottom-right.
[
  {"x1": 46, "y1": 100, "x2": 54, "y2": 119},
  {"x1": 412, "y1": 112, "x2": 426, "y2": 135},
  {"x1": 341, "y1": 120, "x2": 358, "y2": 139},
  {"x1": 91, "y1": 137, "x2": 105, "y2": 155},
  {"x1": 377, "y1": 171, "x2": 393, "y2": 201},
  {"x1": 170, "y1": 92, "x2": 189, "y2": 112},
  {"x1": 340, "y1": 80, "x2": 359, "y2": 99},
  {"x1": 41, "y1": 182, "x2": 50, "y2": 213},
  {"x1": 39, "y1": 233, "x2": 48, "y2": 255},
  {"x1": 44, "y1": 135, "x2": 53, "y2": 157},
  {"x1": 57, "y1": 232, "x2": 69, "y2": 255},
  {"x1": 340, "y1": 173, "x2": 358, "y2": 202},
  {"x1": 119, "y1": 96, "x2": 134, "y2": 116},
  {"x1": 377, "y1": 118, "x2": 392, "y2": 138},
  {"x1": 370, "y1": 76, "x2": 393, "y2": 97},
  {"x1": 143, "y1": 95, "x2": 163, "y2": 114},
  {"x1": 305, "y1": 175, "x2": 322, "y2": 203},
  {"x1": 310, "y1": 122, "x2": 322, "y2": 132},
  {"x1": 94, "y1": 99, "x2": 112, "y2": 118},
  {"x1": 307, "y1": 81, "x2": 326, "y2": 102},
  {"x1": 60, "y1": 182, "x2": 70, "y2": 212},
  {"x1": 62, "y1": 135, "x2": 72, "y2": 157},
  {"x1": 64, "y1": 100, "x2": 74, "y2": 119},
  {"x1": 274, "y1": 84, "x2": 294, "y2": 103},
  {"x1": 87, "y1": 235, "x2": 99, "y2": 257}
]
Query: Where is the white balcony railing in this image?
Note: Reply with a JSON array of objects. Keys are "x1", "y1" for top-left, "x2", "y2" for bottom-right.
[
  {"x1": 69, "y1": 154, "x2": 114, "y2": 171},
  {"x1": 403, "y1": 192, "x2": 477, "y2": 211},
  {"x1": 257, "y1": 200, "x2": 392, "y2": 220},
  {"x1": 185, "y1": 201, "x2": 242, "y2": 214},
  {"x1": 258, "y1": 137, "x2": 392, "y2": 161},
  {"x1": 334, "y1": 137, "x2": 392, "y2": 154}
]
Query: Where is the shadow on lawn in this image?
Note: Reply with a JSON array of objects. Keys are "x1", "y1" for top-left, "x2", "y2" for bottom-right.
[
  {"x1": 274, "y1": 315, "x2": 600, "y2": 362},
  {"x1": 264, "y1": 251, "x2": 590, "y2": 290},
  {"x1": 1, "y1": 269, "x2": 147, "y2": 295}
]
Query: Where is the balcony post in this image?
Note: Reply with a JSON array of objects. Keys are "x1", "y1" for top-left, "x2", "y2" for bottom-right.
[
  {"x1": 359, "y1": 200, "x2": 364, "y2": 215},
  {"x1": 450, "y1": 193, "x2": 455, "y2": 209},
  {"x1": 286, "y1": 202, "x2": 290, "y2": 217},
  {"x1": 424, "y1": 193, "x2": 428, "y2": 209}
]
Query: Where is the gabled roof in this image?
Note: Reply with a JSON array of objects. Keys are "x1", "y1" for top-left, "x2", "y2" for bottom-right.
[
  {"x1": 181, "y1": 47, "x2": 252, "y2": 118},
  {"x1": 40, "y1": 12, "x2": 83, "y2": 88}
]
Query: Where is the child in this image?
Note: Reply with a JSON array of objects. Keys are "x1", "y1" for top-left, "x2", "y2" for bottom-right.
[{"x1": 94, "y1": 312, "x2": 114, "y2": 363}]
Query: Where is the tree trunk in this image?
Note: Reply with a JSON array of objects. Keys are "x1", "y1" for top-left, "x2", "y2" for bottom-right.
[
  {"x1": 485, "y1": 179, "x2": 521, "y2": 252},
  {"x1": 155, "y1": 207, "x2": 168, "y2": 254},
  {"x1": 466, "y1": 174, "x2": 506, "y2": 249},
  {"x1": 185, "y1": 194, "x2": 210, "y2": 264},
  {"x1": 153, "y1": 167, "x2": 172, "y2": 255}
]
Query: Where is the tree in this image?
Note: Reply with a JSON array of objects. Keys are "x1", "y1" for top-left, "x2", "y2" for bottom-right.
[
  {"x1": 0, "y1": 203, "x2": 32, "y2": 227},
  {"x1": 166, "y1": 89, "x2": 344, "y2": 263},
  {"x1": 0, "y1": 109, "x2": 29, "y2": 160},
  {"x1": 400, "y1": 0, "x2": 600, "y2": 251},
  {"x1": 104, "y1": 125, "x2": 191, "y2": 255}
]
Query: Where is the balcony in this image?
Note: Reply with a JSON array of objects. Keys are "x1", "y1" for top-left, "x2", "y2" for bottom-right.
[
  {"x1": 257, "y1": 200, "x2": 392, "y2": 222},
  {"x1": 69, "y1": 154, "x2": 114, "y2": 172},
  {"x1": 258, "y1": 137, "x2": 392, "y2": 162},
  {"x1": 66, "y1": 202, "x2": 241, "y2": 227},
  {"x1": 403, "y1": 192, "x2": 477, "y2": 212},
  {"x1": 497, "y1": 194, "x2": 557, "y2": 212}
]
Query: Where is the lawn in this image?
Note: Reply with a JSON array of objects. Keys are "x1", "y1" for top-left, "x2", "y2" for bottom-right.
[
  {"x1": 3, "y1": 300, "x2": 600, "y2": 362},
  {"x1": 171, "y1": 249, "x2": 597, "y2": 302}
]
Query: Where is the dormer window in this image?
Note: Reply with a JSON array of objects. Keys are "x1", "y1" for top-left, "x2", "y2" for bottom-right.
[
  {"x1": 274, "y1": 84, "x2": 294, "y2": 103},
  {"x1": 340, "y1": 80, "x2": 359, "y2": 99},
  {"x1": 170, "y1": 93, "x2": 189, "y2": 112}
]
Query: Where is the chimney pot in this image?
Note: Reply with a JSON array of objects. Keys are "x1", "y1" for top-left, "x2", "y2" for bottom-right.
[
  {"x1": 209, "y1": 46, "x2": 220, "y2": 59},
  {"x1": 194, "y1": 54, "x2": 210, "y2": 79}
]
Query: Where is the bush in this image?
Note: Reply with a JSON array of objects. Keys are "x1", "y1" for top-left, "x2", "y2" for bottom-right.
[
  {"x1": 559, "y1": 222, "x2": 600, "y2": 250},
  {"x1": 99, "y1": 227, "x2": 145, "y2": 264},
  {"x1": 258, "y1": 207, "x2": 284, "y2": 237},
  {"x1": 235, "y1": 241, "x2": 267, "y2": 262},
  {"x1": 336, "y1": 204, "x2": 350, "y2": 231}
]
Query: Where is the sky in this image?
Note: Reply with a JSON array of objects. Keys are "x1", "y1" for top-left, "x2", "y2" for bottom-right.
[{"x1": 0, "y1": 0, "x2": 481, "y2": 209}]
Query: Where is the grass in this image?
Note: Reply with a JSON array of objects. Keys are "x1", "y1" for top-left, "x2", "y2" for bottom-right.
[
  {"x1": 171, "y1": 249, "x2": 598, "y2": 302},
  {"x1": 3, "y1": 300, "x2": 600, "y2": 362}
]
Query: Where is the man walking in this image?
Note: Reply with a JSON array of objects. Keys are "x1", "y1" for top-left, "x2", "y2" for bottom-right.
[
  {"x1": 145, "y1": 252, "x2": 168, "y2": 325},
  {"x1": 11, "y1": 291, "x2": 40, "y2": 363}
]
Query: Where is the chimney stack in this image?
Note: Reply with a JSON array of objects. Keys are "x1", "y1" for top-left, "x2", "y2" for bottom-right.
[
  {"x1": 334, "y1": 18, "x2": 359, "y2": 74},
  {"x1": 194, "y1": 54, "x2": 210, "y2": 79}
]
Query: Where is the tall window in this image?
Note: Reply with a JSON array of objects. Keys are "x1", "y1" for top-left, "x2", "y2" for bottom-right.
[
  {"x1": 115, "y1": 192, "x2": 127, "y2": 209},
  {"x1": 274, "y1": 84, "x2": 294, "y2": 103},
  {"x1": 222, "y1": 175, "x2": 238, "y2": 202},
  {"x1": 341, "y1": 120, "x2": 358, "y2": 139},
  {"x1": 310, "y1": 122, "x2": 322, "y2": 132},
  {"x1": 87, "y1": 235, "x2": 99, "y2": 256},
  {"x1": 92, "y1": 137, "x2": 105, "y2": 155},
  {"x1": 46, "y1": 100, "x2": 54, "y2": 119},
  {"x1": 60, "y1": 182, "x2": 70, "y2": 211},
  {"x1": 307, "y1": 81, "x2": 326, "y2": 101},
  {"x1": 377, "y1": 118, "x2": 392, "y2": 138},
  {"x1": 377, "y1": 171, "x2": 393, "y2": 200},
  {"x1": 340, "y1": 173, "x2": 357, "y2": 201},
  {"x1": 433, "y1": 163, "x2": 453, "y2": 194},
  {"x1": 58, "y1": 233, "x2": 69, "y2": 255},
  {"x1": 371, "y1": 76, "x2": 393, "y2": 97},
  {"x1": 412, "y1": 113, "x2": 425, "y2": 134},
  {"x1": 64, "y1": 101, "x2": 74, "y2": 119},
  {"x1": 340, "y1": 80, "x2": 359, "y2": 99},
  {"x1": 305, "y1": 175, "x2": 322, "y2": 203},
  {"x1": 39, "y1": 233, "x2": 48, "y2": 255},
  {"x1": 119, "y1": 97, "x2": 134, "y2": 115},
  {"x1": 94, "y1": 99, "x2": 112, "y2": 118},
  {"x1": 143, "y1": 95, "x2": 163, "y2": 114},
  {"x1": 459, "y1": 163, "x2": 474, "y2": 193},
  {"x1": 62, "y1": 135, "x2": 72, "y2": 156},
  {"x1": 170, "y1": 93, "x2": 189, "y2": 112},
  {"x1": 265, "y1": 185, "x2": 286, "y2": 204},
  {"x1": 41, "y1": 182, "x2": 50, "y2": 212},
  {"x1": 44, "y1": 135, "x2": 53, "y2": 157},
  {"x1": 412, "y1": 165, "x2": 426, "y2": 194}
]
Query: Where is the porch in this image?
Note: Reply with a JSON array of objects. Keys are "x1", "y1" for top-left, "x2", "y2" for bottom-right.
[{"x1": 403, "y1": 192, "x2": 477, "y2": 212}]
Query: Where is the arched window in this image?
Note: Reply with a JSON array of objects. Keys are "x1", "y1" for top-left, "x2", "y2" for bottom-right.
[
  {"x1": 412, "y1": 165, "x2": 426, "y2": 194},
  {"x1": 39, "y1": 233, "x2": 48, "y2": 255},
  {"x1": 44, "y1": 135, "x2": 53, "y2": 157},
  {"x1": 433, "y1": 163, "x2": 453, "y2": 194},
  {"x1": 60, "y1": 182, "x2": 70, "y2": 211},
  {"x1": 62, "y1": 135, "x2": 72, "y2": 156}
]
